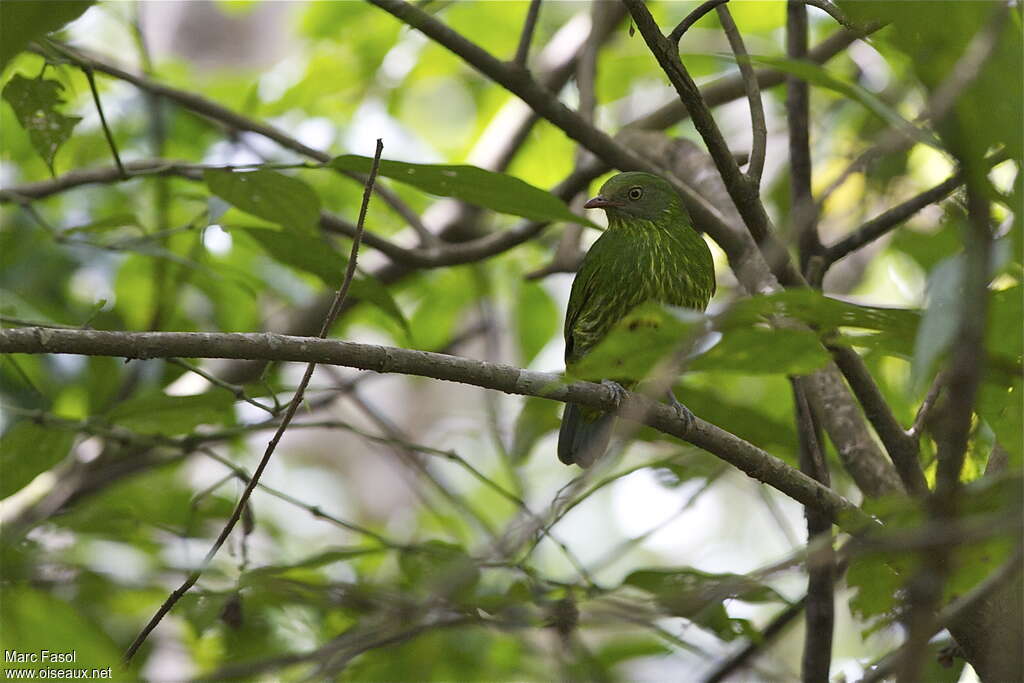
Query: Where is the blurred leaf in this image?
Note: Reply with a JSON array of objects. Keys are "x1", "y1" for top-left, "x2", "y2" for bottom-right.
[
  {"x1": 649, "y1": 449, "x2": 729, "y2": 488},
  {"x1": 399, "y1": 540, "x2": 480, "y2": 599},
  {"x1": 244, "y1": 547, "x2": 386, "y2": 579},
  {"x1": 348, "y1": 276, "x2": 410, "y2": 339},
  {"x1": 511, "y1": 396, "x2": 561, "y2": 463},
  {"x1": 911, "y1": 254, "x2": 962, "y2": 389},
  {"x1": 408, "y1": 268, "x2": 478, "y2": 351},
  {"x1": 840, "y1": 1, "x2": 1023, "y2": 164},
  {"x1": 236, "y1": 225, "x2": 408, "y2": 334},
  {"x1": 0, "y1": 1, "x2": 93, "y2": 71},
  {"x1": 236, "y1": 224, "x2": 342, "y2": 283},
  {"x1": 740, "y1": 55, "x2": 937, "y2": 147},
  {"x1": 0, "y1": 585, "x2": 125, "y2": 676},
  {"x1": 2, "y1": 74, "x2": 82, "y2": 173},
  {"x1": 623, "y1": 567, "x2": 783, "y2": 641},
  {"x1": 330, "y1": 155, "x2": 594, "y2": 226},
  {"x1": 205, "y1": 169, "x2": 320, "y2": 232},
  {"x1": 0, "y1": 420, "x2": 74, "y2": 498},
  {"x1": 595, "y1": 636, "x2": 671, "y2": 668},
  {"x1": 987, "y1": 285, "x2": 1023, "y2": 363},
  {"x1": 180, "y1": 591, "x2": 233, "y2": 638},
  {"x1": 722, "y1": 289, "x2": 921, "y2": 339},
  {"x1": 514, "y1": 280, "x2": 558, "y2": 366},
  {"x1": 105, "y1": 391, "x2": 235, "y2": 436},
  {"x1": 571, "y1": 302, "x2": 704, "y2": 382},
  {"x1": 62, "y1": 213, "x2": 142, "y2": 235},
  {"x1": 978, "y1": 376, "x2": 1023, "y2": 469},
  {"x1": 690, "y1": 327, "x2": 830, "y2": 375}
]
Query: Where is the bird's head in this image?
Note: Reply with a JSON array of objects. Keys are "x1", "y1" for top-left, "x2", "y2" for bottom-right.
[{"x1": 583, "y1": 172, "x2": 683, "y2": 222}]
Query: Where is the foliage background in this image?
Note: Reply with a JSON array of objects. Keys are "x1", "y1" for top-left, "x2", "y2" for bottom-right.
[{"x1": 0, "y1": 1, "x2": 1020, "y2": 681}]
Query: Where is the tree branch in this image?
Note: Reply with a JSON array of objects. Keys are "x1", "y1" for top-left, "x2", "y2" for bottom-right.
[
  {"x1": 716, "y1": 4, "x2": 766, "y2": 187},
  {"x1": 0, "y1": 326, "x2": 864, "y2": 525},
  {"x1": 828, "y1": 345, "x2": 928, "y2": 496},
  {"x1": 820, "y1": 172, "x2": 964, "y2": 270},
  {"x1": 792, "y1": 378, "x2": 834, "y2": 683},
  {"x1": 514, "y1": 0, "x2": 543, "y2": 68}
]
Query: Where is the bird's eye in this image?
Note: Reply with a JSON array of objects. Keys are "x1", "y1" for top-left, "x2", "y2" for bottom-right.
[{"x1": 627, "y1": 186, "x2": 643, "y2": 201}]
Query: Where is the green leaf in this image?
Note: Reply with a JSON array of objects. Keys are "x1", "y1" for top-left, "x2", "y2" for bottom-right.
[
  {"x1": 348, "y1": 276, "x2": 410, "y2": 339},
  {"x1": 911, "y1": 254, "x2": 962, "y2": 389},
  {"x1": 0, "y1": 420, "x2": 74, "y2": 498},
  {"x1": 105, "y1": 391, "x2": 235, "y2": 436},
  {"x1": 737, "y1": 55, "x2": 937, "y2": 148},
  {"x1": 2, "y1": 74, "x2": 82, "y2": 173},
  {"x1": 0, "y1": 585, "x2": 125, "y2": 677},
  {"x1": 840, "y1": 1, "x2": 1022, "y2": 164},
  {"x1": 0, "y1": 1, "x2": 94, "y2": 72},
  {"x1": 399, "y1": 540, "x2": 479, "y2": 599},
  {"x1": 510, "y1": 396, "x2": 561, "y2": 463},
  {"x1": 723, "y1": 288, "x2": 921, "y2": 359},
  {"x1": 571, "y1": 302, "x2": 704, "y2": 382},
  {"x1": 623, "y1": 567, "x2": 785, "y2": 641},
  {"x1": 595, "y1": 637, "x2": 671, "y2": 668},
  {"x1": 236, "y1": 225, "x2": 408, "y2": 334},
  {"x1": 514, "y1": 280, "x2": 558, "y2": 365},
  {"x1": 330, "y1": 155, "x2": 594, "y2": 226},
  {"x1": 978, "y1": 375, "x2": 1023, "y2": 469},
  {"x1": 205, "y1": 169, "x2": 321, "y2": 232},
  {"x1": 690, "y1": 327, "x2": 831, "y2": 375},
  {"x1": 243, "y1": 547, "x2": 386, "y2": 580},
  {"x1": 63, "y1": 213, "x2": 142, "y2": 236},
  {"x1": 237, "y1": 224, "x2": 343, "y2": 283}
]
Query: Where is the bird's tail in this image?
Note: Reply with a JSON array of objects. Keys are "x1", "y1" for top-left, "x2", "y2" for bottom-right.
[{"x1": 557, "y1": 403, "x2": 615, "y2": 468}]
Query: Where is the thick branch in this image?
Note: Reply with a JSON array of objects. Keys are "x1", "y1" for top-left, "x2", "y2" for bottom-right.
[
  {"x1": 0, "y1": 326, "x2": 863, "y2": 523},
  {"x1": 829, "y1": 345, "x2": 928, "y2": 496}
]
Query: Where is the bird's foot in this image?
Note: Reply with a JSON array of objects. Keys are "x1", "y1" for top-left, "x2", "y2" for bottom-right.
[
  {"x1": 601, "y1": 380, "x2": 629, "y2": 409},
  {"x1": 666, "y1": 391, "x2": 695, "y2": 434}
]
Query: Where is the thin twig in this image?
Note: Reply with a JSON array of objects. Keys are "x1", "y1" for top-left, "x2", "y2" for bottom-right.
[
  {"x1": 122, "y1": 139, "x2": 386, "y2": 663},
  {"x1": 717, "y1": 4, "x2": 766, "y2": 187},
  {"x1": 786, "y1": 0, "x2": 821, "y2": 273},
  {"x1": 819, "y1": 173, "x2": 964, "y2": 270},
  {"x1": 670, "y1": 0, "x2": 856, "y2": 44},
  {"x1": 792, "y1": 378, "x2": 834, "y2": 683},
  {"x1": 669, "y1": 0, "x2": 730, "y2": 43},
  {"x1": 703, "y1": 598, "x2": 807, "y2": 683},
  {"x1": 908, "y1": 370, "x2": 946, "y2": 439},
  {"x1": 82, "y1": 66, "x2": 126, "y2": 178},
  {"x1": 514, "y1": 0, "x2": 543, "y2": 68},
  {"x1": 166, "y1": 357, "x2": 276, "y2": 416},
  {"x1": 817, "y1": 149, "x2": 1006, "y2": 276}
]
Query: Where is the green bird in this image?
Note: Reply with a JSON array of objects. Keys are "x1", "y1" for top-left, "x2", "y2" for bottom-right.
[{"x1": 558, "y1": 172, "x2": 716, "y2": 467}]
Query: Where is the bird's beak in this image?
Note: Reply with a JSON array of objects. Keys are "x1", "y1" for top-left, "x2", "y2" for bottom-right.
[{"x1": 583, "y1": 195, "x2": 624, "y2": 209}]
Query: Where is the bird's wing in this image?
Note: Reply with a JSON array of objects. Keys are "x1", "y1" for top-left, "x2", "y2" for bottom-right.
[{"x1": 564, "y1": 230, "x2": 639, "y2": 366}]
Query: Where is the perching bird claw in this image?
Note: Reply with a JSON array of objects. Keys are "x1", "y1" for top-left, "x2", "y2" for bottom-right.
[
  {"x1": 601, "y1": 379, "x2": 629, "y2": 409},
  {"x1": 667, "y1": 391, "x2": 695, "y2": 434}
]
